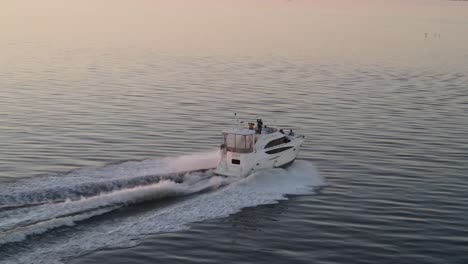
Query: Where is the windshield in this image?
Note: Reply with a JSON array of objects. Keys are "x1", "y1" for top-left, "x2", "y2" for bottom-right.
[{"x1": 224, "y1": 133, "x2": 254, "y2": 153}]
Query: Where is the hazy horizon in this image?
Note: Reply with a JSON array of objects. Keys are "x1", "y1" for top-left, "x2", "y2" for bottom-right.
[{"x1": 1, "y1": 0, "x2": 468, "y2": 67}]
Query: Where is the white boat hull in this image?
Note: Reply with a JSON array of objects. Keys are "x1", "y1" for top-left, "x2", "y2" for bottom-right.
[{"x1": 215, "y1": 135, "x2": 304, "y2": 178}]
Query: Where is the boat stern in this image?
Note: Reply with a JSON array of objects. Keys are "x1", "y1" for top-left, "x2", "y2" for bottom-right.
[{"x1": 215, "y1": 150, "x2": 254, "y2": 178}]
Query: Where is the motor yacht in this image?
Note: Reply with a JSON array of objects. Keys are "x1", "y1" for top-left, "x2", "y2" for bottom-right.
[{"x1": 214, "y1": 119, "x2": 304, "y2": 177}]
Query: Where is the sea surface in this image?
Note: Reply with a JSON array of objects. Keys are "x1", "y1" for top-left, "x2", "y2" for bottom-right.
[
  {"x1": 1, "y1": 49, "x2": 467, "y2": 264},
  {"x1": 1, "y1": 2, "x2": 468, "y2": 259}
]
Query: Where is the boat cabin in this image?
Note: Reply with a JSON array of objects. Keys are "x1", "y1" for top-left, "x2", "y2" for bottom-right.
[{"x1": 222, "y1": 128, "x2": 255, "y2": 153}]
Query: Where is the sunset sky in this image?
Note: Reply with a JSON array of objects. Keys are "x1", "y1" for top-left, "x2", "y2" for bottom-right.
[{"x1": 1, "y1": 0, "x2": 467, "y2": 64}]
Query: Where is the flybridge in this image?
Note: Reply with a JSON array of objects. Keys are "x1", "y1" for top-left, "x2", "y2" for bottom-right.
[{"x1": 222, "y1": 129, "x2": 255, "y2": 154}]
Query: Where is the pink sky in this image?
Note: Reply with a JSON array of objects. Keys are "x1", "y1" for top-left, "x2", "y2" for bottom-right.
[{"x1": 1, "y1": 0, "x2": 467, "y2": 64}]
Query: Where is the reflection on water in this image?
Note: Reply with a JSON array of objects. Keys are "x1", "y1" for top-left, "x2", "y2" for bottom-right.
[
  {"x1": 1, "y1": 52, "x2": 467, "y2": 264},
  {"x1": 1, "y1": 1, "x2": 468, "y2": 263},
  {"x1": 1, "y1": 52, "x2": 467, "y2": 179}
]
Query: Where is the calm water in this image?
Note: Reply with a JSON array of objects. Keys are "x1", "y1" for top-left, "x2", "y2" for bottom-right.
[
  {"x1": 1, "y1": 1, "x2": 468, "y2": 262},
  {"x1": 0, "y1": 50, "x2": 467, "y2": 263}
]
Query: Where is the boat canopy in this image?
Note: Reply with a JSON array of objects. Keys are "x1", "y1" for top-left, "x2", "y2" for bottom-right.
[
  {"x1": 223, "y1": 129, "x2": 255, "y2": 153},
  {"x1": 222, "y1": 128, "x2": 256, "y2": 135}
]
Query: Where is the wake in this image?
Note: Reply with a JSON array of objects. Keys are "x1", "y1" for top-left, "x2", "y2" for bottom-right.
[
  {"x1": 0, "y1": 169, "x2": 211, "y2": 211},
  {"x1": 0, "y1": 151, "x2": 220, "y2": 209},
  {"x1": 0, "y1": 172, "x2": 227, "y2": 245},
  {"x1": 0, "y1": 151, "x2": 223, "y2": 245},
  {"x1": 0, "y1": 151, "x2": 324, "y2": 264}
]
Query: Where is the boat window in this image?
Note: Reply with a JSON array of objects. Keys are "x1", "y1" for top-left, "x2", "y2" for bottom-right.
[
  {"x1": 225, "y1": 133, "x2": 236, "y2": 150},
  {"x1": 236, "y1": 134, "x2": 246, "y2": 150},
  {"x1": 265, "y1": 146, "x2": 293, "y2": 154},
  {"x1": 224, "y1": 133, "x2": 254, "y2": 153},
  {"x1": 265, "y1": 137, "x2": 290, "y2": 149},
  {"x1": 246, "y1": 135, "x2": 253, "y2": 150}
]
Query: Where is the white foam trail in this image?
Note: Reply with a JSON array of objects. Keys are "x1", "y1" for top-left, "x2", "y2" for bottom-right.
[
  {"x1": 161, "y1": 150, "x2": 220, "y2": 172},
  {"x1": 0, "y1": 150, "x2": 220, "y2": 207},
  {"x1": 3, "y1": 160, "x2": 324, "y2": 264},
  {"x1": 0, "y1": 207, "x2": 117, "y2": 246},
  {"x1": 0, "y1": 171, "x2": 226, "y2": 244}
]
